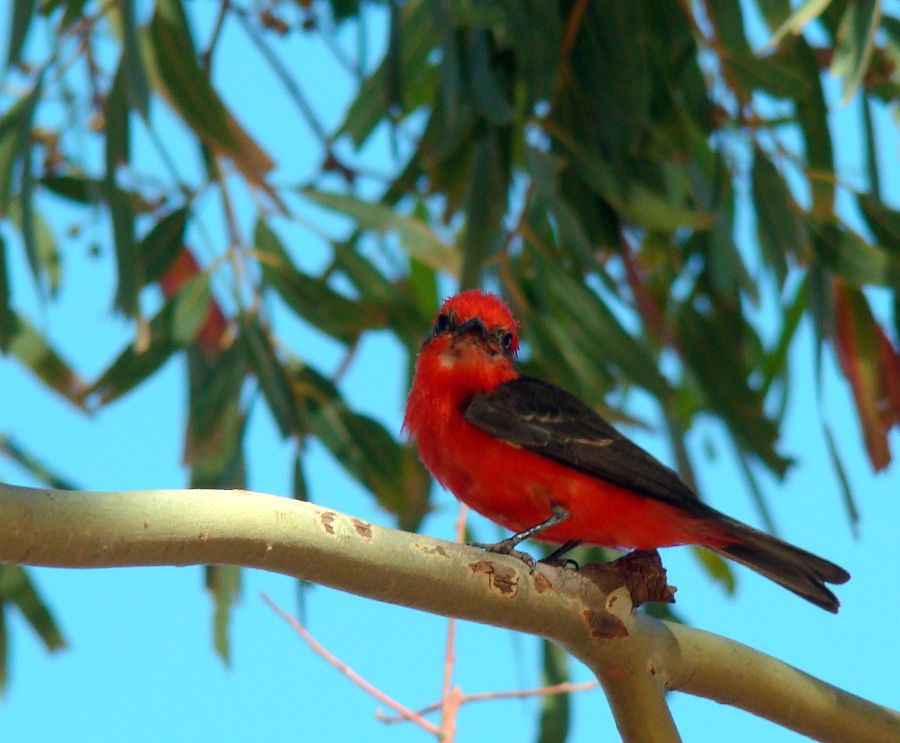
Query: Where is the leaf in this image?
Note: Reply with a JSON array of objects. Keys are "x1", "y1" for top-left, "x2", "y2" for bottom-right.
[
  {"x1": 254, "y1": 220, "x2": 377, "y2": 343},
  {"x1": 811, "y1": 221, "x2": 900, "y2": 287},
  {"x1": 205, "y1": 565, "x2": 241, "y2": 666},
  {"x1": 0, "y1": 78, "x2": 41, "y2": 217},
  {"x1": 184, "y1": 344, "x2": 246, "y2": 480},
  {"x1": 692, "y1": 548, "x2": 736, "y2": 595},
  {"x1": 0, "y1": 435, "x2": 78, "y2": 490},
  {"x1": 7, "y1": 313, "x2": 86, "y2": 406},
  {"x1": 338, "y1": 0, "x2": 435, "y2": 146},
  {"x1": 467, "y1": 28, "x2": 514, "y2": 124},
  {"x1": 727, "y1": 53, "x2": 810, "y2": 100},
  {"x1": 751, "y1": 150, "x2": 808, "y2": 283},
  {"x1": 106, "y1": 185, "x2": 139, "y2": 316},
  {"x1": 87, "y1": 300, "x2": 181, "y2": 405},
  {"x1": 0, "y1": 235, "x2": 15, "y2": 351},
  {"x1": 676, "y1": 303, "x2": 791, "y2": 476},
  {"x1": 171, "y1": 273, "x2": 212, "y2": 346},
  {"x1": 8, "y1": 199, "x2": 61, "y2": 297},
  {"x1": 822, "y1": 423, "x2": 860, "y2": 538},
  {"x1": 239, "y1": 313, "x2": 300, "y2": 438},
  {"x1": 290, "y1": 361, "x2": 430, "y2": 529},
  {"x1": 536, "y1": 640, "x2": 570, "y2": 743},
  {"x1": 301, "y1": 189, "x2": 460, "y2": 275},
  {"x1": 832, "y1": 281, "x2": 893, "y2": 470},
  {"x1": 789, "y1": 38, "x2": 835, "y2": 215},
  {"x1": 768, "y1": 0, "x2": 834, "y2": 47},
  {"x1": 858, "y1": 195, "x2": 900, "y2": 256},
  {"x1": 40, "y1": 174, "x2": 104, "y2": 205},
  {"x1": 461, "y1": 132, "x2": 505, "y2": 288},
  {"x1": 141, "y1": 206, "x2": 190, "y2": 284},
  {"x1": 0, "y1": 566, "x2": 66, "y2": 651},
  {"x1": 563, "y1": 139, "x2": 712, "y2": 231},
  {"x1": 119, "y1": 0, "x2": 150, "y2": 118},
  {"x1": 831, "y1": 0, "x2": 880, "y2": 104},
  {"x1": 5, "y1": 0, "x2": 37, "y2": 70},
  {"x1": 146, "y1": 0, "x2": 274, "y2": 187}
]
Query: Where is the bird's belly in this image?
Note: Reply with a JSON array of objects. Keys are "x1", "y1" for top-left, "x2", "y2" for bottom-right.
[{"x1": 424, "y1": 420, "x2": 718, "y2": 550}]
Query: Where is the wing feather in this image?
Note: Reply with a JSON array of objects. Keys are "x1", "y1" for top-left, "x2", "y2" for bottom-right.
[{"x1": 464, "y1": 376, "x2": 703, "y2": 514}]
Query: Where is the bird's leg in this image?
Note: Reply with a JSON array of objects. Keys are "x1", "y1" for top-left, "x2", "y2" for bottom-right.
[{"x1": 471, "y1": 506, "x2": 570, "y2": 572}]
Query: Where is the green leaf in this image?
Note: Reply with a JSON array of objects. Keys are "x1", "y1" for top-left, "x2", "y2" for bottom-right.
[
  {"x1": 5, "y1": 0, "x2": 37, "y2": 70},
  {"x1": 0, "y1": 78, "x2": 41, "y2": 217},
  {"x1": 141, "y1": 206, "x2": 190, "y2": 284},
  {"x1": 291, "y1": 361, "x2": 430, "y2": 530},
  {"x1": 254, "y1": 220, "x2": 377, "y2": 342},
  {"x1": 831, "y1": 0, "x2": 880, "y2": 104},
  {"x1": 146, "y1": 0, "x2": 274, "y2": 186},
  {"x1": 0, "y1": 235, "x2": 15, "y2": 351},
  {"x1": 338, "y1": 0, "x2": 435, "y2": 146},
  {"x1": 239, "y1": 313, "x2": 300, "y2": 438},
  {"x1": 692, "y1": 548, "x2": 736, "y2": 595},
  {"x1": 823, "y1": 423, "x2": 860, "y2": 538},
  {"x1": 120, "y1": 0, "x2": 150, "y2": 119},
  {"x1": 752, "y1": 150, "x2": 808, "y2": 283},
  {"x1": 300, "y1": 189, "x2": 460, "y2": 275},
  {"x1": 205, "y1": 565, "x2": 241, "y2": 666},
  {"x1": 87, "y1": 300, "x2": 181, "y2": 405},
  {"x1": 7, "y1": 312, "x2": 86, "y2": 406},
  {"x1": 461, "y1": 132, "x2": 505, "y2": 288},
  {"x1": 184, "y1": 344, "x2": 247, "y2": 484},
  {"x1": 106, "y1": 185, "x2": 139, "y2": 316},
  {"x1": 676, "y1": 304, "x2": 791, "y2": 476},
  {"x1": 8, "y1": 199, "x2": 61, "y2": 297},
  {"x1": 40, "y1": 174, "x2": 104, "y2": 205},
  {"x1": 536, "y1": 640, "x2": 570, "y2": 743},
  {"x1": 727, "y1": 53, "x2": 810, "y2": 100},
  {"x1": 148, "y1": 0, "x2": 235, "y2": 151},
  {"x1": 0, "y1": 435, "x2": 79, "y2": 490},
  {"x1": 171, "y1": 273, "x2": 212, "y2": 346},
  {"x1": 858, "y1": 195, "x2": 900, "y2": 256},
  {"x1": 810, "y1": 221, "x2": 900, "y2": 288},
  {"x1": 789, "y1": 38, "x2": 835, "y2": 216},
  {"x1": 564, "y1": 140, "x2": 712, "y2": 231},
  {"x1": 0, "y1": 566, "x2": 66, "y2": 651},
  {"x1": 768, "y1": 0, "x2": 834, "y2": 47},
  {"x1": 467, "y1": 28, "x2": 514, "y2": 124}
]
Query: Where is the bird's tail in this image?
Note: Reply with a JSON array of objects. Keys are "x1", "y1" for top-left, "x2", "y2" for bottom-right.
[{"x1": 709, "y1": 516, "x2": 850, "y2": 613}]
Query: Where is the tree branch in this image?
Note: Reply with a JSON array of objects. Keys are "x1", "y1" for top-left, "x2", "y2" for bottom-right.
[{"x1": 0, "y1": 483, "x2": 897, "y2": 743}]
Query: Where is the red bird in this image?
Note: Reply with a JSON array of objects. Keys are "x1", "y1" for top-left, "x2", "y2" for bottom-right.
[{"x1": 404, "y1": 290, "x2": 850, "y2": 612}]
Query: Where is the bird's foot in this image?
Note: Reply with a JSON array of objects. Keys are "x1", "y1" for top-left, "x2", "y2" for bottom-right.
[{"x1": 470, "y1": 539, "x2": 537, "y2": 572}]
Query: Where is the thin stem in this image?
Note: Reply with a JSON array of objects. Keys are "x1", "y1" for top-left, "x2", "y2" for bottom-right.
[
  {"x1": 233, "y1": 8, "x2": 330, "y2": 145},
  {"x1": 261, "y1": 592, "x2": 442, "y2": 737},
  {"x1": 377, "y1": 681, "x2": 600, "y2": 723}
]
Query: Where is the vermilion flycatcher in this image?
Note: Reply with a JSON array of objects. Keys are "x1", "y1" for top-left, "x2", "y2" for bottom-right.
[{"x1": 404, "y1": 290, "x2": 849, "y2": 611}]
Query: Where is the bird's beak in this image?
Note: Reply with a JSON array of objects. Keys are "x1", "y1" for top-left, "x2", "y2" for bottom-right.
[{"x1": 456, "y1": 317, "x2": 489, "y2": 338}]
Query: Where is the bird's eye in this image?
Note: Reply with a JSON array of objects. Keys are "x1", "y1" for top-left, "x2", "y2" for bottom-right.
[
  {"x1": 501, "y1": 332, "x2": 514, "y2": 353},
  {"x1": 433, "y1": 313, "x2": 452, "y2": 336}
]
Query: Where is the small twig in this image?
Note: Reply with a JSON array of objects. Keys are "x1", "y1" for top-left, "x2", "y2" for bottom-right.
[
  {"x1": 438, "y1": 504, "x2": 469, "y2": 739},
  {"x1": 377, "y1": 680, "x2": 601, "y2": 724},
  {"x1": 233, "y1": 8, "x2": 330, "y2": 145},
  {"x1": 261, "y1": 592, "x2": 442, "y2": 737},
  {"x1": 201, "y1": 0, "x2": 231, "y2": 71}
]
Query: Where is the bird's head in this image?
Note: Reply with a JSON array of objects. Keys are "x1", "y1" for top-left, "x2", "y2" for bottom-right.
[{"x1": 415, "y1": 290, "x2": 519, "y2": 391}]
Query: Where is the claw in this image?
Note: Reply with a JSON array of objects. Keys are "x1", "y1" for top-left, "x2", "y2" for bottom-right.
[{"x1": 470, "y1": 540, "x2": 537, "y2": 572}]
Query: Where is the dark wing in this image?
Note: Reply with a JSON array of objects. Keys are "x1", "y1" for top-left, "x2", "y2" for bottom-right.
[{"x1": 464, "y1": 376, "x2": 704, "y2": 514}]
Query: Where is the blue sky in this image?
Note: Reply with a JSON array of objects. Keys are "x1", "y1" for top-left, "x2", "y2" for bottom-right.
[{"x1": 0, "y1": 3, "x2": 898, "y2": 742}]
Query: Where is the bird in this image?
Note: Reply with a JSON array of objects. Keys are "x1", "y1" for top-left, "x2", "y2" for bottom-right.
[{"x1": 403, "y1": 289, "x2": 850, "y2": 612}]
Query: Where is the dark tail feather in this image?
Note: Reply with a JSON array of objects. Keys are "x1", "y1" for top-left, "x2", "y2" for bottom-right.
[{"x1": 710, "y1": 518, "x2": 850, "y2": 613}]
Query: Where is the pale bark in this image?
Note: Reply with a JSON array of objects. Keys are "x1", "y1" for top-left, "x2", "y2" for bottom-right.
[{"x1": 0, "y1": 483, "x2": 897, "y2": 743}]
